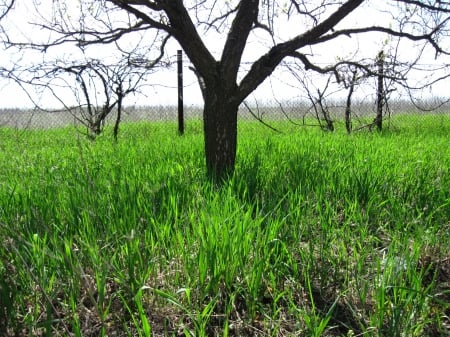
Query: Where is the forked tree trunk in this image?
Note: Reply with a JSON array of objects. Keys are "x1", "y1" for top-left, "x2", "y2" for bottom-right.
[
  {"x1": 345, "y1": 71, "x2": 356, "y2": 134},
  {"x1": 202, "y1": 89, "x2": 239, "y2": 181}
]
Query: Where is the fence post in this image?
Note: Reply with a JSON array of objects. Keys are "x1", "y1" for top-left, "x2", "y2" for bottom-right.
[
  {"x1": 375, "y1": 50, "x2": 384, "y2": 131},
  {"x1": 177, "y1": 50, "x2": 184, "y2": 135}
]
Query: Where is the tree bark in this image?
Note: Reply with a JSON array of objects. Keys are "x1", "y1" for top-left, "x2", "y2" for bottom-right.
[
  {"x1": 345, "y1": 70, "x2": 357, "y2": 134},
  {"x1": 375, "y1": 52, "x2": 384, "y2": 131},
  {"x1": 202, "y1": 86, "x2": 239, "y2": 181}
]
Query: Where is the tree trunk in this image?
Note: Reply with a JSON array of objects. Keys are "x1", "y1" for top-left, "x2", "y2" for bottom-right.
[
  {"x1": 203, "y1": 89, "x2": 239, "y2": 181},
  {"x1": 345, "y1": 72, "x2": 356, "y2": 134},
  {"x1": 375, "y1": 51, "x2": 384, "y2": 131},
  {"x1": 113, "y1": 93, "x2": 123, "y2": 141}
]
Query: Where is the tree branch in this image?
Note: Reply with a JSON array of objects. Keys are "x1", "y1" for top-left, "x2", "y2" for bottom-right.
[
  {"x1": 288, "y1": 51, "x2": 406, "y2": 83},
  {"x1": 0, "y1": 0, "x2": 14, "y2": 21},
  {"x1": 220, "y1": 0, "x2": 259, "y2": 88},
  {"x1": 310, "y1": 25, "x2": 450, "y2": 56},
  {"x1": 393, "y1": 0, "x2": 450, "y2": 13},
  {"x1": 237, "y1": 0, "x2": 365, "y2": 102},
  {"x1": 108, "y1": 1, "x2": 170, "y2": 32},
  {"x1": 159, "y1": 0, "x2": 217, "y2": 82}
]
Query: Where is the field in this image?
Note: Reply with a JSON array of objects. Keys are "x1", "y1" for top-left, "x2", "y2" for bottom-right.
[{"x1": 0, "y1": 116, "x2": 449, "y2": 336}]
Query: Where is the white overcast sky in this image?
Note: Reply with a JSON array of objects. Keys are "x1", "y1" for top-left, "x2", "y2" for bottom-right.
[{"x1": 1, "y1": 1, "x2": 449, "y2": 109}]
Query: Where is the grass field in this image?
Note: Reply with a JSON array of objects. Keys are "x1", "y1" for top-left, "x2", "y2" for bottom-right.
[{"x1": 0, "y1": 116, "x2": 449, "y2": 336}]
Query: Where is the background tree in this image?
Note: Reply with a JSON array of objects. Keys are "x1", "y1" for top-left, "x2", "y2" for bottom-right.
[
  {"x1": 4, "y1": 0, "x2": 450, "y2": 179},
  {"x1": 281, "y1": 43, "x2": 427, "y2": 134},
  {"x1": 287, "y1": 69, "x2": 338, "y2": 132},
  {"x1": 6, "y1": 42, "x2": 168, "y2": 139}
]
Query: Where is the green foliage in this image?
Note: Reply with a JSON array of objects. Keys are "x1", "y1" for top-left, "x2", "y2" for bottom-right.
[{"x1": 0, "y1": 117, "x2": 449, "y2": 336}]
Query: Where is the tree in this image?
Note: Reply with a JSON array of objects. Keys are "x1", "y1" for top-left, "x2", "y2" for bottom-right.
[
  {"x1": 5, "y1": 45, "x2": 168, "y2": 139},
  {"x1": 4, "y1": 0, "x2": 450, "y2": 179},
  {"x1": 289, "y1": 69, "x2": 338, "y2": 132}
]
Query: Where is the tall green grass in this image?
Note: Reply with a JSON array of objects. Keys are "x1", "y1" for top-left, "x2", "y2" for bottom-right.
[{"x1": 0, "y1": 117, "x2": 449, "y2": 336}]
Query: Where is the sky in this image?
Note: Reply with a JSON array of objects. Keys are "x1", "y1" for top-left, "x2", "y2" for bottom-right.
[{"x1": 1, "y1": 1, "x2": 449, "y2": 110}]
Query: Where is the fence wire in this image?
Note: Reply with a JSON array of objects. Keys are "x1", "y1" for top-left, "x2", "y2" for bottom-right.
[{"x1": 0, "y1": 99, "x2": 449, "y2": 134}]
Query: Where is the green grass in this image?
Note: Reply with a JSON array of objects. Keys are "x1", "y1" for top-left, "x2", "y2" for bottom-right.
[{"x1": 0, "y1": 116, "x2": 449, "y2": 336}]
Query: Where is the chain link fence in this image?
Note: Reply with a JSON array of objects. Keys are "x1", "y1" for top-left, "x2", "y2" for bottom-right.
[
  {"x1": 2, "y1": 50, "x2": 448, "y2": 135},
  {"x1": 0, "y1": 99, "x2": 449, "y2": 134}
]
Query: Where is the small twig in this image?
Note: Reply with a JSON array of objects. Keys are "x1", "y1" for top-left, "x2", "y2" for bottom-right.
[{"x1": 243, "y1": 101, "x2": 282, "y2": 133}]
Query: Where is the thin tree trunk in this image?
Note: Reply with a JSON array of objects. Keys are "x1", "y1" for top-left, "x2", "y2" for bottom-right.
[
  {"x1": 345, "y1": 79, "x2": 354, "y2": 134},
  {"x1": 344, "y1": 70, "x2": 357, "y2": 134},
  {"x1": 113, "y1": 94, "x2": 122, "y2": 141},
  {"x1": 375, "y1": 51, "x2": 384, "y2": 131}
]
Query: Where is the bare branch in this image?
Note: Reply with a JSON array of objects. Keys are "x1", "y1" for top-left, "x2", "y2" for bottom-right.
[
  {"x1": 220, "y1": 0, "x2": 259, "y2": 87},
  {"x1": 311, "y1": 24, "x2": 450, "y2": 56},
  {"x1": 393, "y1": 0, "x2": 450, "y2": 13},
  {"x1": 238, "y1": 0, "x2": 365, "y2": 102},
  {"x1": 0, "y1": 0, "x2": 14, "y2": 21}
]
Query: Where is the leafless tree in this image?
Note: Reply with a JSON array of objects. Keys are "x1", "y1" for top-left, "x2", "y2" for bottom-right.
[
  {"x1": 283, "y1": 66, "x2": 340, "y2": 131},
  {"x1": 6, "y1": 46, "x2": 168, "y2": 139},
  {"x1": 284, "y1": 31, "x2": 434, "y2": 133},
  {"x1": 4, "y1": 0, "x2": 450, "y2": 179}
]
